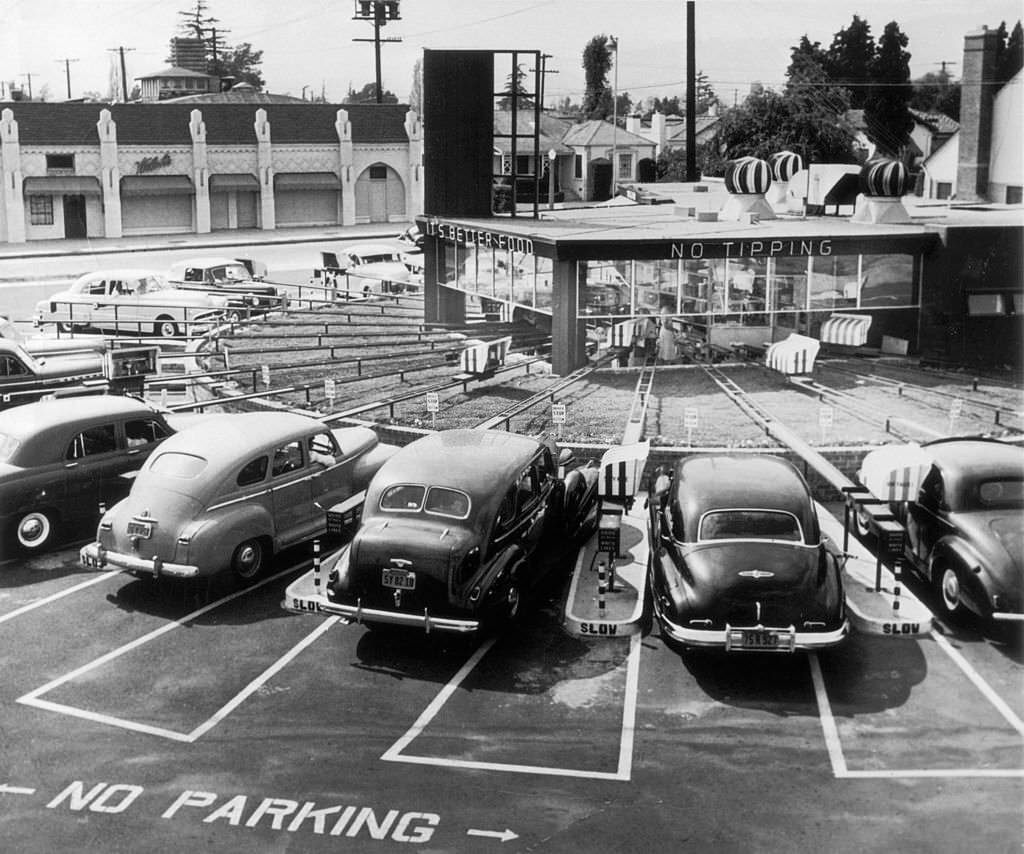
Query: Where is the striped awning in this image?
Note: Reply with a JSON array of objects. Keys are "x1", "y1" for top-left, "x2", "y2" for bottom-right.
[
  {"x1": 598, "y1": 441, "x2": 650, "y2": 502},
  {"x1": 858, "y1": 443, "x2": 933, "y2": 502},
  {"x1": 460, "y1": 336, "x2": 511, "y2": 374},
  {"x1": 607, "y1": 318, "x2": 639, "y2": 348},
  {"x1": 820, "y1": 313, "x2": 872, "y2": 346},
  {"x1": 766, "y1": 333, "x2": 820, "y2": 375},
  {"x1": 120, "y1": 175, "x2": 193, "y2": 196},
  {"x1": 23, "y1": 176, "x2": 101, "y2": 195}
]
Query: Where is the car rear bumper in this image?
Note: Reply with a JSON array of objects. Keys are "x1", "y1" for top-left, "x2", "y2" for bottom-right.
[
  {"x1": 656, "y1": 604, "x2": 849, "y2": 651},
  {"x1": 80, "y1": 542, "x2": 200, "y2": 579},
  {"x1": 991, "y1": 610, "x2": 1024, "y2": 622}
]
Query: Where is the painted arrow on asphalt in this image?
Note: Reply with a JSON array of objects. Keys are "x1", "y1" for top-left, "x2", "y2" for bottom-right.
[
  {"x1": 0, "y1": 784, "x2": 36, "y2": 795},
  {"x1": 467, "y1": 828, "x2": 518, "y2": 842}
]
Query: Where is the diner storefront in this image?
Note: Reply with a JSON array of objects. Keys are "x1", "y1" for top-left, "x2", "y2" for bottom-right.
[{"x1": 418, "y1": 213, "x2": 937, "y2": 374}]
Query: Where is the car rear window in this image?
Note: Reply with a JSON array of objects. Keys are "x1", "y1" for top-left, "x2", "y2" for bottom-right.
[
  {"x1": 977, "y1": 478, "x2": 1024, "y2": 509},
  {"x1": 149, "y1": 451, "x2": 207, "y2": 478},
  {"x1": 699, "y1": 509, "x2": 802, "y2": 542},
  {"x1": 380, "y1": 484, "x2": 426, "y2": 511},
  {"x1": 424, "y1": 487, "x2": 471, "y2": 519},
  {"x1": 0, "y1": 432, "x2": 20, "y2": 462}
]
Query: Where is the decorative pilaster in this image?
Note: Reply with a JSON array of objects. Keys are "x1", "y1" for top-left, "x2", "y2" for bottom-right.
[
  {"x1": 189, "y1": 109, "x2": 210, "y2": 233},
  {"x1": 404, "y1": 109, "x2": 423, "y2": 221},
  {"x1": 255, "y1": 108, "x2": 275, "y2": 229},
  {"x1": 96, "y1": 109, "x2": 122, "y2": 237},
  {"x1": 336, "y1": 108, "x2": 354, "y2": 226},
  {"x1": 0, "y1": 109, "x2": 26, "y2": 243}
]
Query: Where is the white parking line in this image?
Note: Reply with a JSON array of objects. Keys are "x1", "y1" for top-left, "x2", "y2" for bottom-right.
[
  {"x1": 17, "y1": 567, "x2": 313, "y2": 741},
  {"x1": 0, "y1": 572, "x2": 120, "y2": 627},
  {"x1": 809, "y1": 644, "x2": 1024, "y2": 780},
  {"x1": 382, "y1": 632, "x2": 642, "y2": 781}
]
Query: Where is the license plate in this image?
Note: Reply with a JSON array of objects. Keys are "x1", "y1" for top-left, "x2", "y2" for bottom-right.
[
  {"x1": 382, "y1": 569, "x2": 415, "y2": 590},
  {"x1": 727, "y1": 628, "x2": 795, "y2": 652},
  {"x1": 127, "y1": 520, "x2": 152, "y2": 538}
]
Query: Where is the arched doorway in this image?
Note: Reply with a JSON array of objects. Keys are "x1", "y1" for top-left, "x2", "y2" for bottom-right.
[
  {"x1": 355, "y1": 163, "x2": 406, "y2": 223},
  {"x1": 590, "y1": 159, "x2": 612, "y2": 201}
]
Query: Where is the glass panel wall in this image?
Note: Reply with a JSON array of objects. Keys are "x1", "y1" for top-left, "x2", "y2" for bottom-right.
[{"x1": 810, "y1": 255, "x2": 860, "y2": 310}]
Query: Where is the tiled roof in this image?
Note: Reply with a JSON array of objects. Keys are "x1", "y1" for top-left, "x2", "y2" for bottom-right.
[
  {"x1": 0, "y1": 102, "x2": 411, "y2": 146},
  {"x1": 908, "y1": 108, "x2": 960, "y2": 135},
  {"x1": 561, "y1": 119, "x2": 654, "y2": 148},
  {"x1": 492, "y1": 110, "x2": 574, "y2": 154}
]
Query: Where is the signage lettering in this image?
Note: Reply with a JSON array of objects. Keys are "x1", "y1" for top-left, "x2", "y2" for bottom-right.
[
  {"x1": 580, "y1": 622, "x2": 618, "y2": 635},
  {"x1": 424, "y1": 218, "x2": 534, "y2": 255},
  {"x1": 882, "y1": 622, "x2": 920, "y2": 635},
  {"x1": 292, "y1": 597, "x2": 322, "y2": 613},
  {"x1": 47, "y1": 781, "x2": 143, "y2": 813},
  {"x1": 670, "y1": 238, "x2": 833, "y2": 259}
]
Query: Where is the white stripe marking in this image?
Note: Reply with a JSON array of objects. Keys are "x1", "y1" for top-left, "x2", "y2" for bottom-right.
[
  {"x1": 809, "y1": 651, "x2": 848, "y2": 777},
  {"x1": 0, "y1": 571, "x2": 119, "y2": 626},
  {"x1": 382, "y1": 632, "x2": 642, "y2": 781},
  {"x1": 930, "y1": 629, "x2": 1024, "y2": 736}
]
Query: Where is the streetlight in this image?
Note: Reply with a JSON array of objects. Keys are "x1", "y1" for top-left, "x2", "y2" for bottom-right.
[
  {"x1": 548, "y1": 149, "x2": 557, "y2": 210},
  {"x1": 609, "y1": 36, "x2": 618, "y2": 199}
]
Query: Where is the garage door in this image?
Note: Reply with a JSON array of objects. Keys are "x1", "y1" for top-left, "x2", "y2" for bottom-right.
[
  {"x1": 121, "y1": 194, "x2": 192, "y2": 232},
  {"x1": 274, "y1": 173, "x2": 340, "y2": 226}
]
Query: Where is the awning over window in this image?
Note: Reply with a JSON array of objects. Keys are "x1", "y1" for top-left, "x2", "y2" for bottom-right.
[
  {"x1": 274, "y1": 172, "x2": 340, "y2": 190},
  {"x1": 120, "y1": 175, "x2": 194, "y2": 196},
  {"x1": 23, "y1": 176, "x2": 101, "y2": 195},
  {"x1": 210, "y1": 173, "x2": 259, "y2": 191}
]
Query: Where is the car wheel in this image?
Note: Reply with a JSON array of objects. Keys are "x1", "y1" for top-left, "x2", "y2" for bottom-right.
[
  {"x1": 154, "y1": 317, "x2": 178, "y2": 337},
  {"x1": 14, "y1": 510, "x2": 56, "y2": 552},
  {"x1": 934, "y1": 563, "x2": 963, "y2": 619},
  {"x1": 227, "y1": 310, "x2": 242, "y2": 324},
  {"x1": 231, "y1": 538, "x2": 265, "y2": 582},
  {"x1": 57, "y1": 321, "x2": 76, "y2": 334}
]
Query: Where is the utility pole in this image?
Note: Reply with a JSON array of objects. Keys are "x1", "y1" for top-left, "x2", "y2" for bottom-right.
[
  {"x1": 531, "y1": 53, "x2": 558, "y2": 110},
  {"x1": 685, "y1": 0, "x2": 697, "y2": 181},
  {"x1": 56, "y1": 58, "x2": 79, "y2": 99},
  {"x1": 21, "y1": 72, "x2": 35, "y2": 100},
  {"x1": 108, "y1": 47, "x2": 135, "y2": 102},
  {"x1": 353, "y1": 1, "x2": 402, "y2": 104}
]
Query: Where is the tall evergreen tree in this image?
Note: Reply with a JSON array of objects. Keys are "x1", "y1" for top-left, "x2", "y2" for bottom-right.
[
  {"x1": 864, "y1": 21, "x2": 914, "y2": 157},
  {"x1": 581, "y1": 35, "x2": 615, "y2": 119},
  {"x1": 825, "y1": 15, "x2": 875, "y2": 108}
]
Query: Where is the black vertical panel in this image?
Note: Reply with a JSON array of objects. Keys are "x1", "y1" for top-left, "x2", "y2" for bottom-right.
[{"x1": 423, "y1": 50, "x2": 494, "y2": 217}]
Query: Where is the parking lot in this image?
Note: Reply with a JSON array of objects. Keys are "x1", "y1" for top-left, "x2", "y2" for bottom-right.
[{"x1": 1, "y1": 531, "x2": 1020, "y2": 854}]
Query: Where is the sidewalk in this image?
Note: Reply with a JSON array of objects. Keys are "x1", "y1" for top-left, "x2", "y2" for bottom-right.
[{"x1": 0, "y1": 222, "x2": 412, "y2": 261}]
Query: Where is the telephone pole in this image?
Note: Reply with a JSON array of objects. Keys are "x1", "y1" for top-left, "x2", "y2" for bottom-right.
[
  {"x1": 56, "y1": 58, "x2": 79, "y2": 99},
  {"x1": 353, "y1": 1, "x2": 402, "y2": 103},
  {"x1": 21, "y1": 72, "x2": 35, "y2": 100},
  {"x1": 107, "y1": 47, "x2": 135, "y2": 102}
]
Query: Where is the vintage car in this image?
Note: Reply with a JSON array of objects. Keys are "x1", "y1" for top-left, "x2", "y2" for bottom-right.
[
  {"x1": 80, "y1": 413, "x2": 396, "y2": 582},
  {"x1": 284, "y1": 428, "x2": 600, "y2": 633},
  {"x1": 0, "y1": 314, "x2": 108, "y2": 359},
  {"x1": 313, "y1": 243, "x2": 416, "y2": 296},
  {"x1": 878, "y1": 438, "x2": 1023, "y2": 623},
  {"x1": 0, "y1": 338, "x2": 108, "y2": 410},
  {"x1": 648, "y1": 455, "x2": 848, "y2": 652},
  {"x1": 167, "y1": 257, "x2": 286, "y2": 315},
  {"x1": 33, "y1": 269, "x2": 228, "y2": 337},
  {"x1": 0, "y1": 396, "x2": 178, "y2": 554}
]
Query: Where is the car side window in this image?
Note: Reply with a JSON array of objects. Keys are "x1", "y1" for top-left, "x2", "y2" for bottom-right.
[
  {"x1": 515, "y1": 467, "x2": 539, "y2": 511},
  {"x1": 272, "y1": 441, "x2": 304, "y2": 476},
  {"x1": 183, "y1": 267, "x2": 203, "y2": 283},
  {"x1": 125, "y1": 418, "x2": 169, "y2": 448},
  {"x1": 308, "y1": 432, "x2": 337, "y2": 467},
  {"x1": 0, "y1": 356, "x2": 28, "y2": 376},
  {"x1": 65, "y1": 424, "x2": 117, "y2": 460},
  {"x1": 88, "y1": 280, "x2": 107, "y2": 296},
  {"x1": 494, "y1": 486, "x2": 518, "y2": 534},
  {"x1": 237, "y1": 456, "x2": 269, "y2": 487}
]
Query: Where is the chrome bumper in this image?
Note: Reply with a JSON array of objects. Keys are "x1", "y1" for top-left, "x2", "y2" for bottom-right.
[
  {"x1": 284, "y1": 590, "x2": 480, "y2": 634},
  {"x1": 80, "y1": 542, "x2": 200, "y2": 579},
  {"x1": 991, "y1": 611, "x2": 1024, "y2": 622}
]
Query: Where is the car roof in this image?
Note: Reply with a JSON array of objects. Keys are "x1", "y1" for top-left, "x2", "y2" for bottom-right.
[
  {"x1": 344, "y1": 243, "x2": 402, "y2": 256},
  {"x1": 172, "y1": 257, "x2": 250, "y2": 268},
  {"x1": 366, "y1": 429, "x2": 544, "y2": 507},
  {"x1": 923, "y1": 438, "x2": 1024, "y2": 481},
  {"x1": 674, "y1": 454, "x2": 814, "y2": 519},
  {"x1": 151, "y1": 412, "x2": 324, "y2": 463},
  {"x1": 0, "y1": 396, "x2": 159, "y2": 437},
  {"x1": 73, "y1": 269, "x2": 165, "y2": 280}
]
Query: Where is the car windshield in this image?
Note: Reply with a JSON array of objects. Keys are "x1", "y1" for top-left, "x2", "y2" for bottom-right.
[
  {"x1": 0, "y1": 432, "x2": 21, "y2": 462},
  {"x1": 149, "y1": 451, "x2": 208, "y2": 478},
  {"x1": 424, "y1": 487, "x2": 471, "y2": 519},
  {"x1": 380, "y1": 484, "x2": 426, "y2": 511},
  {"x1": 699, "y1": 509, "x2": 802, "y2": 542},
  {"x1": 975, "y1": 478, "x2": 1024, "y2": 509}
]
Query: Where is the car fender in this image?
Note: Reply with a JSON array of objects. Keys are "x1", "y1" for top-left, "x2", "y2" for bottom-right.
[
  {"x1": 473, "y1": 545, "x2": 526, "y2": 606},
  {"x1": 929, "y1": 536, "x2": 990, "y2": 613},
  {"x1": 191, "y1": 503, "x2": 278, "y2": 567}
]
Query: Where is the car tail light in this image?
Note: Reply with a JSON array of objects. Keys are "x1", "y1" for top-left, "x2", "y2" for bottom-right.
[
  {"x1": 99, "y1": 520, "x2": 112, "y2": 532},
  {"x1": 454, "y1": 547, "x2": 480, "y2": 586}
]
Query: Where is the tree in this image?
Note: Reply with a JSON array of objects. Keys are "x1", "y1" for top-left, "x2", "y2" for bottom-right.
[
  {"x1": 582, "y1": 35, "x2": 615, "y2": 119},
  {"x1": 409, "y1": 58, "x2": 423, "y2": 114},
  {"x1": 864, "y1": 21, "x2": 914, "y2": 157},
  {"x1": 995, "y1": 20, "x2": 1024, "y2": 86},
  {"x1": 344, "y1": 82, "x2": 397, "y2": 104},
  {"x1": 825, "y1": 15, "x2": 876, "y2": 108},
  {"x1": 787, "y1": 35, "x2": 828, "y2": 83},
  {"x1": 211, "y1": 42, "x2": 265, "y2": 89},
  {"x1": 497, "y1": 63, "x2": 533, "y2": 110},
  {"x1": 910, "y1": 70, "x2": 960, "y2": 120}
]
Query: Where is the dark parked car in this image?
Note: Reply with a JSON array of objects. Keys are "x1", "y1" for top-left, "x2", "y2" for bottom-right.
[
  {"x1": 81, "y1": 413, "x2": 396, "y2": 582},
  {"x1": 0, "y1": 396, "x2": 176, "y2": 554},
  {"x1": 902, "y1": 438, "x2": 1023, "y2": 623},
  {"x1": 284, "y1": 428, "x2": 599, "y2": 633},
  {"x1": 167, "y1": 257, "x2": 286, "y2": 317},
  {"x1": 648, "y1": 455, "x2": 848, "y2": 652},
  {"x1": 0, "y1": 338, "x2": 107, "y2": 410}
]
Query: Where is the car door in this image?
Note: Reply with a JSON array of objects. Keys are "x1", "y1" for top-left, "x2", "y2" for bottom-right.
[
  {"x1": 117, "y1": 416, "x2": 172, "y2": 499},
  {"x1": 63, "y1": 422, "x2": 120, "y2": 522},
  {"x1": 307, "y1": 430, "x2": 350, "y2": 509},
  {"x1": 908, "y1": 465, "x2": 953, "y2": 563},
  {"x1": 87, "y1": 277, "x2": 120, "y2": 332},
  {"x1": 269, "y1": 439, "x2": 315, "y2": 546},
  {"x1": 509, "y1": 460, "x2": 548, "y2": 562}
]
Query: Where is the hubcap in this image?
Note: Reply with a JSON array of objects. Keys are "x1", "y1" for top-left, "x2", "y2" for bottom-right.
[
  {"x1": 18, "y1": 514, "x2": 48, "y2": 547},
  {"x1": 236, "y1": 543, "x2": 260, "y2": 576},
  {"x1": 941, "y1": 569, "x2": 960, "y2": 610}
]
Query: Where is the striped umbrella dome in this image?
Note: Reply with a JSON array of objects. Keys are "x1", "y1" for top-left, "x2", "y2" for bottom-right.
[
  {"x1": 859, "y1": 158, "x2": 908, "y2": 197},
  {"x1": 769, "y1": 150, "x2": 802, "y2": 182},
  {"x1": 724, "y1": 157, "x2": 772, "y2": 195}
]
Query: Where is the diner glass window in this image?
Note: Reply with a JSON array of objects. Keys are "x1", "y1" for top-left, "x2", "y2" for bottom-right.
[
  {"x1": 681, "y1": 260, "x2": 710, "y2": 316},
  {"x1": 860, "y1": 254, "x2": 913, "y2": 307},
  {"x1": 510, "y1": 250, "x2": 534, "y2": 307},
  {"x1": 28, "y1": 196, "x2": 54, "y2": 226},
  {"x1": 726, "y1": 258, "x2": 768, "y2": 325},
  {"x1": 810, "y1": 255, "x2": 860, "y2": 310},
  {"x1": 580, "y1": 260, "x2": 631, "y2": 318},
  {"x1": 967, "y1": 293, "x2": 1006, "y2": 316},
  {"x1": 442, "y1": 242, "x2": 458, "y2": 285},
  {"x1": 534, "y1": 256, "x2": 553, "y2": 310},
  {"x1": 772, "y1": 257, "x2": 810, "y2": 323}
]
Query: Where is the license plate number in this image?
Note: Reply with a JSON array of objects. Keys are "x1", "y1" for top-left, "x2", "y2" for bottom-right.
[
  {"x1": 127, "y1": 520, "x2": 152, "y2": 538},
  {"x1": 727, "y1": 628, "x2": 794, "y2": 652},
  {"x1": 382, "y1": 569, "x2": 415, "y2": 590}
]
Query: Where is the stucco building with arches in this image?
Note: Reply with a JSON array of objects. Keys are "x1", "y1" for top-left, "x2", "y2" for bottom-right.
[{"x1": 0, "y1": 102, "x2": 423, "y2": 243}]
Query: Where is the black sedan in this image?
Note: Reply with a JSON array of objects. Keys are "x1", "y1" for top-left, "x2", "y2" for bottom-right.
[{"x1": 648, "y1": 454, "x2": 848, "y2": 652}]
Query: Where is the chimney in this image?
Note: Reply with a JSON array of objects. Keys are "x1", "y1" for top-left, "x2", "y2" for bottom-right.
[{"x1": 957, "y1": 26, "x2": 1000, "y2": 201}]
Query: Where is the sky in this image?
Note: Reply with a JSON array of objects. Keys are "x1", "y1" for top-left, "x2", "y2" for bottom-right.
[{"x1": 1, "y1": 0, "x2": 1022, "y2": 105}]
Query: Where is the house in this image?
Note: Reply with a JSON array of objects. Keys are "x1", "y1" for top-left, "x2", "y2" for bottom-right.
[
  {"x1": 136, "y1": 67, "x2": 220, "y2": 102},
  {"x1": 624, "y1": 108, "x2": 723, "y2": 158}
]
